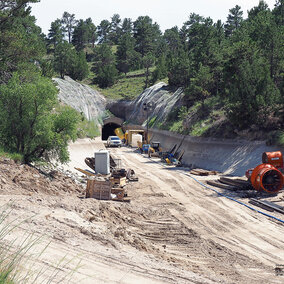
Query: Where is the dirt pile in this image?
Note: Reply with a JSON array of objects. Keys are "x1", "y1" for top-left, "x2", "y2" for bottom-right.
[{"x1": 0, "y1": 158, "x2": 84, "y2": 196}]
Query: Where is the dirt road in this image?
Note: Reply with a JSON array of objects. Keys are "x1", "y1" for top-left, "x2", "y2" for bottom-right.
[{"x1": 0, "y1": 138, "x2": 283, "y2": 283}]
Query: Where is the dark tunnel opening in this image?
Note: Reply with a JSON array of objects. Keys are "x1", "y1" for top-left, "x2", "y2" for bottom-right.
[{"x1": 102, "y1": 123, "x2": 121, "y2": 140}]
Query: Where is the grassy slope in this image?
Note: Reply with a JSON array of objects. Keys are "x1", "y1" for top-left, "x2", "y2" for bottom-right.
[{"x1": 82, "y1": 64, "x2": 166, "y2": 100}]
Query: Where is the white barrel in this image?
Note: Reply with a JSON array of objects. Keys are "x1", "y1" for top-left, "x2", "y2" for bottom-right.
[{"x1": 131, "y1": 134, "x2": 142, "y2": 147}]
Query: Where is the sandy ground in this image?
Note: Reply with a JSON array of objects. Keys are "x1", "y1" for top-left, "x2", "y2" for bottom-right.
[{"x1": 0, "y1": 138, "x2": 283, "y2": 283}]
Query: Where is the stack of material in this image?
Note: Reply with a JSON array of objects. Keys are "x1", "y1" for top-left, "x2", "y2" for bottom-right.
[
  {"x1": 86, "y1": 177, "x2": 112, "y2": 200},
  {"x1": 190, "y1": 169, "x2": 218, "y2": 176},
  {"x1": 206, "y1": 177, "x2": 251, "y2": 191}
]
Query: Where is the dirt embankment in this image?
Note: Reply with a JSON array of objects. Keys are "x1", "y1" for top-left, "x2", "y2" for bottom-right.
[{"x1": 0, "y1": 139, "x2": 283, "y2": 283}]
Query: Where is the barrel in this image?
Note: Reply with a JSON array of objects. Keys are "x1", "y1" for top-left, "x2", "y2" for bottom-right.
[{"x1": 250, "y1": 163, "x2": 284, "y2": 193}]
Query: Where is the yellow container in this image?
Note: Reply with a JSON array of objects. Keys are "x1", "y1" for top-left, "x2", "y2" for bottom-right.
[
  {"x1": 114, "y1": 128, "x2": 125, "y2": 140},
  {"x1": 165, "y1": 158, "x2": 171, "y2": 164}
]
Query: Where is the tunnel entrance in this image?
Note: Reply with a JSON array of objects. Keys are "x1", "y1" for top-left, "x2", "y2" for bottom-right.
[
  {"x1": 102, "y1": 116, "x2": 124, "y2": 140},
  {"x1": 102, "y1": 122, "x2": 121, "y2": 140}
]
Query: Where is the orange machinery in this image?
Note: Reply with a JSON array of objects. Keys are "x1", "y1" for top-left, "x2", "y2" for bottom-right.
[{"x1": 246, "y1": 151, "x2": 284, "y2": 194}]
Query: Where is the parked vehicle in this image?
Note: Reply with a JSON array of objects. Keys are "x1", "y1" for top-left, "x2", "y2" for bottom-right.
[{"x1": 107, "y1": 136, "x2": 122, "y2": 147}]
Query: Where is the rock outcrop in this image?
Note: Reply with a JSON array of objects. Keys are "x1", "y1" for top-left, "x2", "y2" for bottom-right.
[
  {"x1": 53, "y1": 76, "x2": 106, "y2": 122},
  {"x1": 108, "y1": 82, "x2": 184, "y2": 125}
]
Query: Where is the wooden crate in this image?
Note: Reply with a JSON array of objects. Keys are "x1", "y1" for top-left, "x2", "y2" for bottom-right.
[
  {"x1": 86, "y1": 177, "x2": 112, "y2": 200},
  {"x1": 110, "y1": 176, "x2": 126, "y2": 187}
]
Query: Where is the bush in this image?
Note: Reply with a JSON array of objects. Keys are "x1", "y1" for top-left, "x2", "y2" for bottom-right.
[{"x1": 0, "y1": 72, "x2": 80, "y2": 164}]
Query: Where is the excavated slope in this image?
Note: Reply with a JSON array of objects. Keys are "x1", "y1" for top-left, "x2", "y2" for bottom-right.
[
  {"x1": 108, "y1": 82, "x2": 183, "y2": 125},
  {"x1": 53, "y1": 76, "x2": 106, "y2": 122}
]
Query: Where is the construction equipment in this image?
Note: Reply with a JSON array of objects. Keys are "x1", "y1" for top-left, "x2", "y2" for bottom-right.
[
  {"x1": 148, "y1": 141, "x2": 162, "y2": 157},
  {"x1": 141, "y1": 143, "x2": 151, "y2": 153},
  {"x1": 114, "y1": 127, "x2": 125, "y2": 141},
  {"x1": 247, "y1": 163, "x2": 283, "y2": 194},
  {"x1": 246, "y1": 151, "x2": 284, "y2": 194},
  {"x1": 85, "y1": 155, "x2": 117, "y2": 172}
]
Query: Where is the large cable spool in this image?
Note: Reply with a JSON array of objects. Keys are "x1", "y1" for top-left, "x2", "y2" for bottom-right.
[{"x1": 250, "y1": 164, "x2": 284, "y2": 194}]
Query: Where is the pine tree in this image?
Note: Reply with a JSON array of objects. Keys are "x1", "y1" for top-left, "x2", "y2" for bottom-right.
[
  {"x1": 48, "y1": 19, "x2": 64, "y2": 49},
  {"x1": 97, "y1": 19, "x2": 111, "y2": 43},
  {"x1": 61, "y1": 12, "x2": 77, "y2": 43},
  {"x1": 116, "y1": 33, "x2": 140, "y2": 74},
  {"x1": 72, "y1": 19, "x2": 89, "y2": 51},
  {"x1": 224, "y1": 5, "x2": 243, "y2": 37},
  {"x1": 92, "y1": 43, "x2": 118, "y2": 88},
  {"x1": 133, "y1": 16, "x2": 161, "y2": 57}
]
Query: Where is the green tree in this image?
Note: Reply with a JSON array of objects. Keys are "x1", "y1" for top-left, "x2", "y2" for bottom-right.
[
  {"x1": 61, "y1": 11, "x2": 77, "y2": 43},
  {"x1": 224, "y1": 5, "x2": 243, "y2": 37},
  {"x1": 72, "y1": 19, "x2": 89, "y2": 50},
  {"x1": 109, "y1": 14, "x2": 122, "y2": 44},
  {"x1": 93, "y1": 43, "x2": 118, "y2": 88},
  {"x1": 143, "y1": 54, "x2": 154, "y2": 88},
  {"x1": 246, "y1": 8, "x2": 283, "y2": 83},
  {"x1": 151, "y1": 55, "x2": 167, "y2": 84},
  {"x1": 97, "y1": 19, "x2": 111, "y2": 43},
  {"x1": 167, "y1": 49, "x2": 191, "y2": 87},
  {"x1": 121, "y1": 18, "x2": 133, "y2": 34},
  {"x1": 0, "y1": 2, "x2": 45, "y2": 82},
  {"x1": 182, "y1": 14, "x2": 215, "y2": 71},
  {"x1": 54, "y1": 41, "x2": 74, "y2": 79},
  {"x1": 85, "y1": 17, "x2": 97, "y2": 48},
  {"x1": 40, "y1": 58, "x2": 54, "y2": 78},
  {"x1": 0, "y1": 72, "x2": 79, "y2": 163},
  {"x1": 69, "y1": 50, "x2": 89, "y2": 81},
  {"x1": 0, "y1": 0, "x2": 39, "y2": 26},
  {"x1": 223, "y1": 41, "x2": 279, "y2": 128},
  {"x1": 185, "y1": 63, "x2": 214, "y2": 102},
  {"x1": 48, "y1": 19, "x2": 64, "y2": 49},
  {"x1": 164, "y1": 26, "x2": 182, "y2": 55},
  {"x1": 248, "y1": 0, "x2": 269, "y2": 19},
  {"x1": 133, "y1": 16, "x2": 161, "y2": 57},
  {"x1": 273, "y1": 0, "x2": 284, "y2": 25},
  {"x1": 116, "y1": 32, "x2": 140, "y2": 74}
]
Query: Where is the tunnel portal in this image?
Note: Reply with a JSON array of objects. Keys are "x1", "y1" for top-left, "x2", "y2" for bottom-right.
[
  {"x1": 102, "y1": 122, "x2": 121, "y2": 140},
  {"x1": 102, "y1": 116, "x2": 124, "y2": 141}
]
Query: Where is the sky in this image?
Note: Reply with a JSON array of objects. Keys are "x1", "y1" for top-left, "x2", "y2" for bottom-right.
[{"x1": 30, "y1": 0, "x2": 278, "y2": 35}]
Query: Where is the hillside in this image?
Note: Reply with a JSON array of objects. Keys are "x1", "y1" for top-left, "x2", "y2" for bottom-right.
[{"x1": 106, "y1": 79, "x2": 283, "y2": 142}]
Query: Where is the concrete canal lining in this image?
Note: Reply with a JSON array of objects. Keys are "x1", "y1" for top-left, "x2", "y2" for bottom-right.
[{"x1": 148, "y1": 128, "x2": 282, "y2": 176}]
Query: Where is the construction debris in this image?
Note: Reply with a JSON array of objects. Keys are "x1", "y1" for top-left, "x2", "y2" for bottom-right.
[
  {"x1": 206, "y1": 180, "x2": 238, "y2": 191},
  {"x1": 75, "y1": 167, "x2": 96, "y2": 176},
  {"x1": 78, "y1": 154, "x2": 139, "y2": 202},
  {"x1": 190, "y1": 169, "x2": 219, "y2": 176},
  {"x1": 249, "y1": 198, "x2": 284, "y2": 215},
  {"x1": 206, "y1": 177, "x2": 251, "y2": 191}
]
